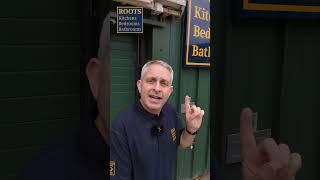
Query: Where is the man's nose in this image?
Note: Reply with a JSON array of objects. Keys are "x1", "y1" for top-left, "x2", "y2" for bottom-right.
[{"x1": 154, "y1": 82, "x2": 161, "y2": 91}]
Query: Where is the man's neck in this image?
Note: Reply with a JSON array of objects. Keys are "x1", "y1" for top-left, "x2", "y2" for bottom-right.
[{"x1": 139, "y1": 99, "x2": 161, "y2": 115}]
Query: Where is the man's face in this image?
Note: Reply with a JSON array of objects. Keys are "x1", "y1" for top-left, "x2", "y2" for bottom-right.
[{"x1": 137, "y1": 64, "x2": 173, "y2": 114}]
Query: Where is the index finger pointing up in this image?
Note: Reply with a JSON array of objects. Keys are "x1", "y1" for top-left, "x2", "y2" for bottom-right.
[
  {"x1": 240, "y1": 107, "x2": 257, "y2": 156},
  {"x1": 185, "y1": 95, "x2": 191, "y2": 113}
]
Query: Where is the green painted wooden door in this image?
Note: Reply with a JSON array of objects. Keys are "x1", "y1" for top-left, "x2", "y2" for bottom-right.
[
  {"x1": 0, "y1": 0, "x2": 80, "y2": 179},
  {"x1": 110, "y1": 32, "x2": 137, "y2": 121}
]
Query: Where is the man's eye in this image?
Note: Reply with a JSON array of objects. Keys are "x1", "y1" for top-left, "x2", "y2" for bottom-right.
[
  {"x1": 161, "y1": 81, "x2": 169, "y2": 87},
  {"x1": 147, "y1": 79, "x2": 155, "y2": 83}
]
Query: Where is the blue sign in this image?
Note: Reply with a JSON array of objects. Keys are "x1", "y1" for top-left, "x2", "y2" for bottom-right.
[
  {"x1": 117, "y1": 7, "x2": 143, "y2": 33},
  {"x1": 185, "y1": 0, "x2": 210, "y2": 67},
  {"x1": 238, "y1": 0, "x2": 320, "y2": 18}
]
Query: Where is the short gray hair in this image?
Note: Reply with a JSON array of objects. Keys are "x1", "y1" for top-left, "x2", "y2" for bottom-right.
[{"x1": 140, "y1": 60, "x2": 174, "y2": 84}]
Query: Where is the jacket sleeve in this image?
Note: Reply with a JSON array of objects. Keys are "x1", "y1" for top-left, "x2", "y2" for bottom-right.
[
  {"x1": 110, "y1": 118, "x2": 132, "y2": 180},
  {"x1": 175, "y1": 111, "x2": 183, "y2": 146}
]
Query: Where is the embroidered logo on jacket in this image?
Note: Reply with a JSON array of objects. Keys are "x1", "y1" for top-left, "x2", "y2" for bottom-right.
[
  {"x1": 110, "y1": 160, "x2": 115, "y2": 176},
  {"x1": 171, "y1": 128, "x2": 176, "y2": 142}
]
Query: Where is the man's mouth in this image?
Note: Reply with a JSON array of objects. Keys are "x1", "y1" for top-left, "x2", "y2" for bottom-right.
[{"x1": 149, "y1": 95, "x2": 162, "y2": 100}]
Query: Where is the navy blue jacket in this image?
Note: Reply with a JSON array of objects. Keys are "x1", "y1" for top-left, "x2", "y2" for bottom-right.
[
  {"x1": 18, "y1": 122, "x2": 109, "y2": 180},
  {"x1": 110, "y1": 102, "x2": 181, "y2": 180}
]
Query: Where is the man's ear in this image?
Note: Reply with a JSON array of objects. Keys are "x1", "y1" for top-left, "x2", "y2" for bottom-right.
[
  {"x1": 136, "y1": 80, "x2": 142, "y2": 94},
  {"x1": 86, "y1": 58, "x2": 101, "y2": 100},
  {"x1": 169, "y1": 85, "x2": 174, "y2": 95}
]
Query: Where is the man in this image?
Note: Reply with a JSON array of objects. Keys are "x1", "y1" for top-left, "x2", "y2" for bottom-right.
[
  {"x1": 110, "y1": 60, "x2": 204, "y2": 180},
  {"x1": 110, "y1": 60, "x2": 302, "y2": 180}
]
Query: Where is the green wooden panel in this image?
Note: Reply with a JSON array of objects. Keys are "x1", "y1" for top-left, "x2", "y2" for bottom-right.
[
  {"x1": 167, "y1": 20, "x2": 182, "y2": 109},
  {"x1": 0, "y1": 46, "x2": 80, "y2": 72},
  {"x1": 0, "y1": 20, "x2": 79, "y2": 45},
  {"x1": 0, "y1": 0, "x2": 79, "y2": 19},
  {"x1": 0, "y1": 118, "x2": 78, "y2": 150},
  {"x1": 110, "y1": 58, "x2": 135, "y2": 67},
  {"x1": 221, "y1": 21, "x2": 284, "y2": 179},
  {"x1": 110, "y1": 92, "x2": 135, "y2": 108},
  {"x1": 192, "y1": 70, "x2": 210, "y2": 176},
  {"x1": 111, "y1": 86, "x2": 135, "y2": 93},
  {"x1": 0, "y1": 70, "x2": 79, "y2": 98},
  {"x1": 0, "y1": 95, "x2": 79, "y2": 124},
  {"x1": 0, "y1": 1, "x2": 80, "y2": 179},
  {"x1": 110, "y1": 67, "x2": 135, "y2": 77},
  {"x1": 110, "y1": 42, "x2": 136, "y2": 50},
  {"x1": 225, "y1": 22, "x2": 283, "y2": 129},
  {"x1": 279, "y1": 22, "x2": 320, "y2": 180},
  {"x1": 152, "y1": 25, "x2": 170, "y2": 60},
  {"x1": 110, "y1": 76, "x2": 135, "y2": 84},
  {"x1": 110, "y1": 33, "x2": 137, "y2": 122},
  {"x1": 111, "y1": 34, "x2": 137, "y2": 42},
  {"x1": 210, "y1": 0, "x2": 224, "y2": 170},
  {"x1": 176, "y1": 68, "x2": 199, "y2": 179},
  {"x1": 212, "y1": 2, "x2": 320, "y2": 180},
  {"x1": 110, "y1": 51, "x2": 137, "y2": 60}
]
